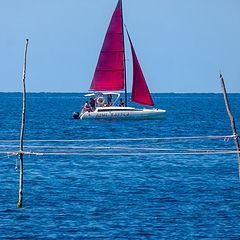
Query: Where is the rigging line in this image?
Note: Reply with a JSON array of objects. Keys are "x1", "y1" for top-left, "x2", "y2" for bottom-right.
[
  {"x1": 0, "y1": 145, "x2": 19, "y2": 148},
  {"x1": 0, "y1": 155, "x2": 12, "y2": 159},
  {"x1": 0, "y1": 142, "x2": 235, "y2": 152},
  {"x1": 0, "y1": 145, "x2": 135, "y2": 149},
  {"x1": 8, "y1": 137, "x2": 231, "y2": 148},
  {"x1": 24, "y1": 146, "x2": 236, "y2": 153},
  {"x1": 0, "y1": 151, "x2": 43, "y2": 156},
  {"x1": 0, "y1": 151, "x2": 18, "y2": 155},
  {"x1": 0, "y1": 140, "x2": 235, "y2": 152},
  {"x1": 0, "y1": 135, "x2": 233, "y2": 143},
  {"x1": 121, "y1": 137, "x2": 230, "y2": 147},
  {"x1": 0, "y1": 151, "x2": 237, "y2": 156},
  {"x1": 0, "y1": 150, "x2": 238, "y2": 156},
  {"x1": 14, "y1": 150, "x2": 238, "y2": 156}
]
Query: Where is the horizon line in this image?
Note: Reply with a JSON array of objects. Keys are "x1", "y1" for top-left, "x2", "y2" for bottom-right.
[{"x1": 0, "y1": 91, "x2": 240, "y2": 94}]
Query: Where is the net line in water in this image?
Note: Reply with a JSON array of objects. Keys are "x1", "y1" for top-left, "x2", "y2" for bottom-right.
[
  {"x1": 0, "y1": 134, "x2": 237, "y2": 157},
  {"x1": 0, "y1": 135, "x2": 233, "y2": 143},
  {"x1": 0, "y1": 154, "x2": 12, "y2": 159},
  {"x1": 0, "y1": 137, "x2": 233, "y2": 149},
  {"x1": 0, "y1": 150, "x2": 239, "y2": 156}
]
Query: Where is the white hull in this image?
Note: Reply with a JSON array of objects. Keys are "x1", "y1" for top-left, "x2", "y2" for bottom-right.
[{"x1": 80, "y1": 106, "x2": 166, "y2": 120}]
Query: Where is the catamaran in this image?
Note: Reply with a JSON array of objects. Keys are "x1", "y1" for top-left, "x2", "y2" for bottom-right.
[{"x1": 73, "y1": 0, "x2": 166, "y2": 120}]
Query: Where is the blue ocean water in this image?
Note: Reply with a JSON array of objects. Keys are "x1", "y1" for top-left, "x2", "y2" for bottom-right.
[{"x1": 0, "y1": 92, "x2": 240, "y2": 239}]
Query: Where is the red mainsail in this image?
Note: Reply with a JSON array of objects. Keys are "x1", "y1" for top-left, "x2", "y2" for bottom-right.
[
  {"x1": 127, "y1": 32, "x2": 154, "y2": 106},
  {"x1": 90, "y1": 0, "x2": 124, "y2": 91}
]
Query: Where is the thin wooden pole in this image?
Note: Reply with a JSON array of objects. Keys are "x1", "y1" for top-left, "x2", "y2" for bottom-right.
[
  {"x1": 219, "y1": 72, "x2": 240, "y2": 178},
  {"x1": 17, "y1": 39, "x2": 28, "y2": 208}
]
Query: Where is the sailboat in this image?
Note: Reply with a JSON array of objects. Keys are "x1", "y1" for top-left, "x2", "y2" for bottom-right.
[{"x1": 73, "y1": 0, "x2": 166, "y2": 120}]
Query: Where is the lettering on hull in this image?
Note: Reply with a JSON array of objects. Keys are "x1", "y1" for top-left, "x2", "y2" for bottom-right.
[{"x1": 96, "y1": 112, "x2": 130, "y2": 118}]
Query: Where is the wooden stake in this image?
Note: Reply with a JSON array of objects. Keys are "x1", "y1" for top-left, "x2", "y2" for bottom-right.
[
  {"x1": 17, "y1": 39, "x2": 28, "y2": 208},
  {"x1": 219, "y1": 72, "x2": 240, "y2": 178}
]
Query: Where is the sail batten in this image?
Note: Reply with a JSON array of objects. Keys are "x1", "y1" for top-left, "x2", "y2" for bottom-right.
[{"x1": 90, "y1": 0, "x2": 124, "y2": 91}]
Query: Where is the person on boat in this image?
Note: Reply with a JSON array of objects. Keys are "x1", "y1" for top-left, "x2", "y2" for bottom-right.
[
  {"x1": 107, "y1": 94, "x2": 112, "y2": 106},
  {"x1": 84, "y1": 101, "x2": 90, "y2": 112},
  {"x1": 119, "y1": 98, "x2": 124, "y2": 107},
  {"x1": 90, "y1": 98, "x2": 95, "y2": 111}
]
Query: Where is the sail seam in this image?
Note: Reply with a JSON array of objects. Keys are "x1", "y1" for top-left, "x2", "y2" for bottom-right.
[
  {"x1": 107, "y1": 33, "x2": 122, "y2": 35},
  {"x1": 101, "y1": 51, "x2": 124, "y2": 53},
  {"x1": 96, "y1": 69, "x2": 124, "y2": 72}
]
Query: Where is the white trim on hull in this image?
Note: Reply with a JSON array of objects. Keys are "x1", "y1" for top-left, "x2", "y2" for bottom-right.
[{"x1": 80, "y1": 106, "x2": 166, "y2": 120}]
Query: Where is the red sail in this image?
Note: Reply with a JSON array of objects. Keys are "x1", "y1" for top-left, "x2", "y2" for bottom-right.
[
  {"x1": 90, "y1": 0, "x2": 124, "y2": 91},
  {"x1": 127, "y1": 32, "x2": 154, "y2": 106}
]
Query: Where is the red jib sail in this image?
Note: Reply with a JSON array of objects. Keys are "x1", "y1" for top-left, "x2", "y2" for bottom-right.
[
  {"x1": 127, "y1": 32, "x2": 154, "y2": 106},
  {"x1": 90, "y1": 0, "x2": 124, "y2": 91}
]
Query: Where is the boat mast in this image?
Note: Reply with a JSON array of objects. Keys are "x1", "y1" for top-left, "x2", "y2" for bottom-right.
[{"x1": 120, "y1": 0, "x2": 127, "y2": 107}]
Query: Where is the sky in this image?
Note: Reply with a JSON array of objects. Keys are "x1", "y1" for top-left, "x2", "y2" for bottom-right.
[{"x1": 1, "y1": 0, "x2": 240, "y2": 93}]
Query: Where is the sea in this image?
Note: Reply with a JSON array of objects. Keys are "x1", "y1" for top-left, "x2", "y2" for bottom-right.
[{"x1": 0, "y1": 92, "x2": 240, "y2": 239}]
